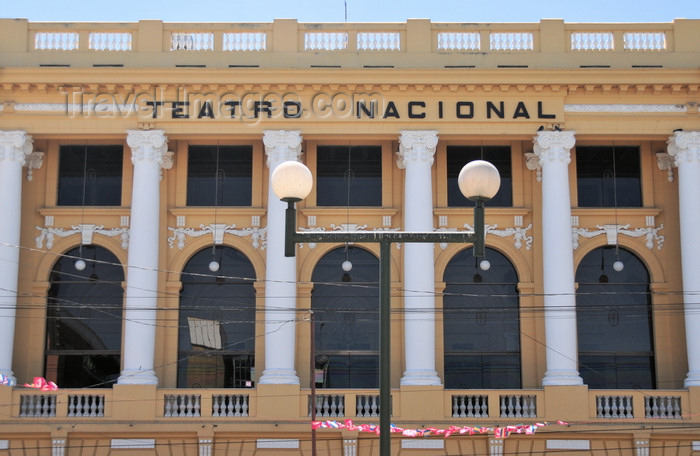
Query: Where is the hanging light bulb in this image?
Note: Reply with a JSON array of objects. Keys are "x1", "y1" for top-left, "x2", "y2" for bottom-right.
[
  {"x1": 209, "y1": 260, "x2": 220, "y2": 272},
  {"x1": 479, "y1": 259, "x2": 491, "y2": 271},
  {"x1": 342, "y1": 260, "x2": 353, "y2": 272},
  {"x1": 74, "y1": 259, "x2": 86, "y2": 271},
  {"x1": 613, "y1": 259, "x2": 624, "y2": 272}
]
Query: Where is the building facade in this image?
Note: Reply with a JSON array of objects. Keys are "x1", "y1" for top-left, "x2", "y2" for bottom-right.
[{"x1": 0, "y1": 17, "x2": 700, "y2": 455}]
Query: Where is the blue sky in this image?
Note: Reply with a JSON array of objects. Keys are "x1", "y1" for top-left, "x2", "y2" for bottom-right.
[{"x1": 3, "y1": 0, "x2": 698, "y2": 23}]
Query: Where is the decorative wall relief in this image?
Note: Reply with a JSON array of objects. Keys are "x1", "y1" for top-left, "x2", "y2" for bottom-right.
[
  {"x1": 167, "y1": 223, "x2": 267, "y2": 250},
  {"x1": 35, "y1": 223, "x2": 130, "y2": 249},
  {"x1": 571, "y1": 223, "x2": 664, "y2": 250}
]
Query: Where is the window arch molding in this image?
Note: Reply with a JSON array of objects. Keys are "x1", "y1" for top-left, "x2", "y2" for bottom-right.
[
  {"x1": 435, "y1": 237, "x2": 531, "y2": 286},
  {"x1": 298, "y1": 242, "x2": 400, "y2": 284},
  {"x1": 573, "y1": 236, "x2": 665, "y2": 284},
  {"x1": 35, "y1": 238, "x2": 127, "y2": 283},
  {"x1": 166, "y1": 236, "x2": 265, "y2": 284}
]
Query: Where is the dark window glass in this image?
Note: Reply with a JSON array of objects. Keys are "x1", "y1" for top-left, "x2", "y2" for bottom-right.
[
  {"x1": 57, "y1": 145, "x2": 123, "y2": 206},
  {"x1": 447, "y1": 146, "x2": 512, "y2": 207},
  {"x1": 576, "y1": 246, "x2": 655, "y2": 389},
  {"x1": 177, "y1": 246, "x2": 256, "y2": 388},
  {"x1": 45, "y1": 245, "x2": 124, "y2": 388},
  {"x1": 576, "y1": 146, "x2": 641, "y2": 207},
  {"x1": 312, "y1": 247, "x2": 379, "y2": 388},
  {"x1": 316, "y1": 146, "x2": 382, "y2": 206},
  {"x1": 443, "y1": 247, "x2": 520, "y2": 389},
  {"x1": 187, "y1": 145, "x2": 253, "y2": 206}
]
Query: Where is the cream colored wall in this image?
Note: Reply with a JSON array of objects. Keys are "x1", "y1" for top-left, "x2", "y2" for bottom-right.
[
  {"x1": 5, "y1": 78, "x2": 699, "y2": 388},
  {"x1": 1, "y1": 18, "x2": 700, "y2": 451}
]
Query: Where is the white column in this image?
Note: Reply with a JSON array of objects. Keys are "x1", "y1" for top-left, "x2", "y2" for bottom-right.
[
  {"x1": 198, "y1": 438, "x2": 212, "y2": 456},
  {"x1": 532, "y1": 130, "x2": 583, "y2": 386},
  {"x1": 0, "y1": 131, "x2": 33, "y2": 384},
  {"x1": 635, "y1": 439, "x2": 650, "y2": 456},
  {"x1": 52, "y1": 438, "x2": 66, "y2": 456},
  {"x1": 397, "y1": 130, "x2": 441, "y2": 386},
  {"x1": 667, "y1": 131, "x2": 700, "y2": 387},
  {"x1": 118, "y1": 130, "x2": 171, "y2": 385},
  {"x1": 259, "y1": 130, "x2": 302, "y2": 385}
]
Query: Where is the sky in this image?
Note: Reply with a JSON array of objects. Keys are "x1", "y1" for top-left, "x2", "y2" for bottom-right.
[{"x1": 2, "y1": 0, "x2": 698, "y2": 23}]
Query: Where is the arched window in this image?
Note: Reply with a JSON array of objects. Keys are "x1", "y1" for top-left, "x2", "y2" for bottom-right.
[
  {"x1": 312, "y1": 246, "x2": 379, "y2": 388},
  {"x1": 443, "y1": 247, "x2": 520, "y2": 389},
  {"x1": 576, "y1": 246, "x2": 655, "y2": 389},
  {"x1": 178, "y1": 246, "x2": 256, "y2": 388},
  {"x1": 45, "y1": 245, "x2": 124, "y2": 388}
]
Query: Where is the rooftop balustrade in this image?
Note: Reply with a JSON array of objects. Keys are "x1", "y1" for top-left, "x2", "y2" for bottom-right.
[{"x1": 1, "y1": 19, "x2": 698, "y2": 69}]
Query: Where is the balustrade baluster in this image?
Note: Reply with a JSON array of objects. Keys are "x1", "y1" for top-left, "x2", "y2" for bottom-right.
[
  {"x1": 672, "y1": 397, "x2": 681, "y2": 418},
  {"x1": 241, "y1": 396, "x2": 249, "y2": 416}
]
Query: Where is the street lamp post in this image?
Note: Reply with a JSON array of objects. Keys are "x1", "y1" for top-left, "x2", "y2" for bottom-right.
[{"x1": 271, "y1": 159, "x2": 500, "y2": 456}]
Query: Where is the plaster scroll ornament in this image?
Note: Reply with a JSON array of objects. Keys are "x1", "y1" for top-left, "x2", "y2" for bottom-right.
[
  {"x1": 166, "y1": 224, "x2": 267, "y2": 250},
  {"x1": 463, "y1": 223, "x2": 533, "y2": 250}
]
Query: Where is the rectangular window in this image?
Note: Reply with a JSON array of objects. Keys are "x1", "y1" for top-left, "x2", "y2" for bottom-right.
[
  {"x1": 447, "y1": 146, "x2": 512, "y2": 207},
  {"x1": 57, "y1": 145, "x2": 123, "y2": 206},
  {"x1": 576, "y1": 146, "x2": 642, "y2": 207},
  {"x1": 187, "y1": 145, "x2": 253, "y2": 206},
  {"x1": 316, "y1": 145, "x2": 382, "y2": 206}
]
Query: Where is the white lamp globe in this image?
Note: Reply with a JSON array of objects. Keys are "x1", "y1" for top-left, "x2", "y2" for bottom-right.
[
  {"x1": 271, "y1": 161, "x2": 313, "y2": 201},
  {"x1": 209, "y1": 260, "x2": 220, "y2": 272},
  {"x1": 479, "y1": 259, "x2": 491, "y2": 271},
  {"x1": 458, "y1": 160, "x2": 501, "y2": 201},
  {"x1": 342, "y1": 260, "x2": 353, "y2": 272},
  {"x1": 74, "y1": 259, "x2": 86, "y2": 271},
  {"x1": 613, "y1": 260, "x2": 624, "y2": 272}
]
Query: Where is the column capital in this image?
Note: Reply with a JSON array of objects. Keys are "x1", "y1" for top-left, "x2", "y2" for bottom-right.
[
  {"x1": 532, "y1": 130, "x2": 576, "y2": 166},
  {"x1": 0, "y1": 130, "x2": 33, "y2": 165},
  {"x1": 263, "y1": 130, "x2": 303, "y2": 168},
  {"x1": 396, "y1": 130, "x2": 438, "y2": 169},
  {"x1": 126, "y1": 129, "x2": 172, "y2": 169},
  {"x1": 667, "y1": 131, "x2": 700, "y2": 166}
]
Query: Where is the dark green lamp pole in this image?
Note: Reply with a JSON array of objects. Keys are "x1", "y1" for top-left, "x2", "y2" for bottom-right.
[{"x1": 271, "y1": 159, "x2": 499, "y2": 456}]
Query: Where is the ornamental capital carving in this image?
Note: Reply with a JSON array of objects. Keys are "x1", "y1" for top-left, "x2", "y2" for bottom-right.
[
  {"x1": 0, "y1": 130, "x2": 33, "y2": 165},
  {"x1": 532, "y1": 130, "x2": 576, "y2": 167},
  {"x1": 396, "y1": 130, "x2": 438, "y2": 169},
  {"x1": 126, "y1": 129, "x2": 171, "y2": 169},
  {"x1": 263, "y1": 130, "x2": 303, "y2": 168},
  {"x1": 667, "y1": 131, "x2": 700, "y2": 166}
]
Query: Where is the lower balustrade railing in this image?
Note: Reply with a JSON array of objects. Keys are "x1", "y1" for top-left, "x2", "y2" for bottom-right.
[
  {"x1": 309, "y1": 393, "x2": 388, "y2": 418},
  {"x1": 451, "y1": 393, "x2": 538, "y2": 418},
  {"x1": 9, "y1": 388, "x2": 690, "y2": 422},
  {"x1": 594, "y1": 392, "x2": 684, "y2": 419}
]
